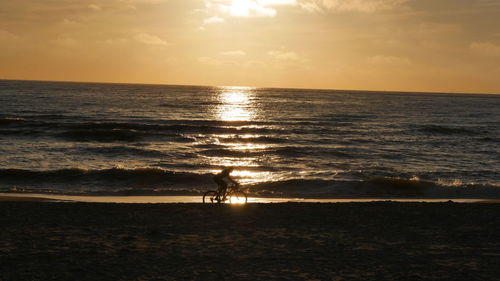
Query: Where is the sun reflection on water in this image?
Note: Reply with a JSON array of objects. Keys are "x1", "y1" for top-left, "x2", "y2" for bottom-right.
[
  {"x1": 217, "y1": 87, "x2": 255, "y2": 122},
  {"x1": 223, "y1": 142, "x2": 268, "y2": 150},
  {"x1": 205, "y1": 87, "x2": 274, "y2": 185}
]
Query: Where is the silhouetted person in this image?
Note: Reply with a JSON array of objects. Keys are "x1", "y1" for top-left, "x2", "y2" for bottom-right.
[{"x1": 213, "y1": 167, "x2": 237, "y2": 200}]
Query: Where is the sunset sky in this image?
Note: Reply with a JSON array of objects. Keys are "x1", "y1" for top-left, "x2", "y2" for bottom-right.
[{"x1": 1, "y1": 0, "x2": 499, "y2": 93}]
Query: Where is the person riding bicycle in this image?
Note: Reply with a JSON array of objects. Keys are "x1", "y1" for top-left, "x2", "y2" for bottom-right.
[{"x1": 213, "y1": 167, "x2": 238, "y2": 201}]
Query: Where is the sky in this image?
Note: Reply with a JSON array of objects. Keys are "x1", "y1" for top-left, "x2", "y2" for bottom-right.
[{"x1": 1, "y1": 0, "x2": 500, "y2": 94}]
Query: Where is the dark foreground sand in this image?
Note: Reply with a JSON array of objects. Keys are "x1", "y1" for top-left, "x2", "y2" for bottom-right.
[{"x1": 1, "y1": 202, "x2": 499, "y2": 281}]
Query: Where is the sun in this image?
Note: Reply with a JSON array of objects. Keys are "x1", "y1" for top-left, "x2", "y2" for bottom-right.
[
  {"x1": 230, "y1": 0, "x2": 252, "y2": 17},
  {"x1": 230, "y1": 0, "x2": 277, "y2": 17}
]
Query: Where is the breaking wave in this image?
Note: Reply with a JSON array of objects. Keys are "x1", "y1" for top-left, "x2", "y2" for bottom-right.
[
  {"x1": 248, "y1": 177, "x2": 500, "y2": 199},
  {"x1": 0, "y1": 168, "x2": 213, "y2": 190},
  {"x1": 1, "y1": 169, "x2": 499, "y2": 199}
]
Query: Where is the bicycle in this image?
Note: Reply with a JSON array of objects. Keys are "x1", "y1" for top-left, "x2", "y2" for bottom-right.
[{"x1": 203, "y1": 182, "x2": 248, "y2": 204}]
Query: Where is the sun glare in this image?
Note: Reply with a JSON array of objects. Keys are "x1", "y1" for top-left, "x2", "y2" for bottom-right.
[
  {"x1": 216, "y1": 88, "x2": 255, "y2": 121},
  {"x1": 229, "y1": 195, "x2": 247, "y2": 204},
  {"x1": 222, "y1": 91, "x2": 250, "y2": 104},
  {"x1": 230, "y1": 0, "x2": 251, "y2": 17}
]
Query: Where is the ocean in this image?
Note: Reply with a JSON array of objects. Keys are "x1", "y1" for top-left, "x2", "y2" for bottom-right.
[{"x1": 0, "y1": 80, "x2": 499, "y2": 199}]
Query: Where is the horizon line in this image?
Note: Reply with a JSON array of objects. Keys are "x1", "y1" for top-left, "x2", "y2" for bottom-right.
[{"x1": 1, "y1": 78, "x2": 498, "y2": 96}]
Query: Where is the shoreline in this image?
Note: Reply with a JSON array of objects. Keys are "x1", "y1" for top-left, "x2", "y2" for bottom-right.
[{"x1": 1, "y1": 193, "x2": 498, "y2": 203}]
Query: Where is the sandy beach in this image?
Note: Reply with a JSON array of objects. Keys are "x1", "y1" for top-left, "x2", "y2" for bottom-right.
[{"x1": 1, "y1": 200, "x2": 499, "y2": 281}]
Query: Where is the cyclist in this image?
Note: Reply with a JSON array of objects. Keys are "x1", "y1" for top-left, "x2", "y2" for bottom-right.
[{"x1": 213, "y1": 167, "x2": 238, "y2": 201}]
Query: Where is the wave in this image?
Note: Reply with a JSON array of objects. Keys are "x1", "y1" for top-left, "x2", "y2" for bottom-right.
[
  {"x1": 23, "y1": 114, "x2": 70, "y2": 120},
  {"x1": 2, "y1": 170, "x2": 498, "y2": 199},
  {"x1": 1, "y1": 187, "x2": 205, "y2": 196},
  {"x1": 272, "y1": 146, "x2": 353, "y2": 158},
  {"x1": 84, "y1": 146, "x2": 169, "y2": 158},
  {"x1": 1, "y1": 118, "x2": 280, "y2": 142},
  {"x1": 198, "y1": 148, "x2": 266, "y2": 157},
  {"x1": 248, "y1": 177, "x2": 500, "y2": 199},
  {"x1": 158, "y1": 103, "x2": 177, "y2": 108},
  {"x1": 479, "y1": 137, "x2": 500, "y2": 143},
  {"x1": 61, "y1": 128, "x2": 286, "y2": 144},
  {"x1": 219, "y1": 135, "x2": 288, "y2": 144},
  {"x1": 195, "y1": 146, "x2": 354, "y2": 159},
  {"x1": 64, "y1": 120, "x2": 276, "y2": 132},
  {"x1": 417, "y1": 125, "x2": 482, "y2": 136},
  {"x1": 0, "y1": 168, "x2": 213, "y2": 190},
  {"x1": 0, "y1": 117, "x2": 26, "y2": 126},
  {"x1": 58, "y1": 129, "x2": 144, "y2": 142}
]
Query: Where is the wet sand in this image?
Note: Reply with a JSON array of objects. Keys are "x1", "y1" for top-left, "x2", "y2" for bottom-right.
[{"x1": 1, "y1": 201, "x2": 499, "y2": 281}]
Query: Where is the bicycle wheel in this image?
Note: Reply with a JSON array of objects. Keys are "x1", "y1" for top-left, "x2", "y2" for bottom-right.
[
  {"x1": 203, "y1": 191, "x2": 220, "y2": 203},
  {"x1": 228, "y1": 191, "x2": 247, "y2": 204}
]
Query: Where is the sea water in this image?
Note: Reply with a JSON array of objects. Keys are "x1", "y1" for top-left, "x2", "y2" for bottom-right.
[{"x1": 0, "y1": 80, "x2": 499, "y2": 199}]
